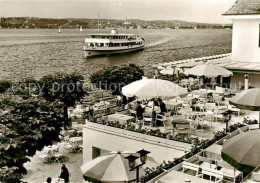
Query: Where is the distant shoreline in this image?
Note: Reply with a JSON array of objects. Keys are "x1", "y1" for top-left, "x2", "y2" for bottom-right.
[{"x1": 0, "y1": 17, "x2": 232, "y2": 30}]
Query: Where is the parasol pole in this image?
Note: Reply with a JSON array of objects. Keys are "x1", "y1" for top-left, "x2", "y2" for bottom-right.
[
  {"x1": 152, "y1": 99, "x2": 155, "y2": 127},
  {"x1": 233, "y1": 168, "x2": 235, "y2": 183},
  {"x1": 259, "y1": 111, "x2": 260, "y2": 129}
]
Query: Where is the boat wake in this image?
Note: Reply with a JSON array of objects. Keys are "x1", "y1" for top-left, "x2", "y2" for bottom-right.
[{"x1": 145, "y1": 37, "x2": 171, "y2": 48}]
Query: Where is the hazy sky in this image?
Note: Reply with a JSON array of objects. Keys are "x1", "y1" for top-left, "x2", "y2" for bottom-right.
[{"x1": 0, "y1": 0, "x2": 236, "y2": 23}]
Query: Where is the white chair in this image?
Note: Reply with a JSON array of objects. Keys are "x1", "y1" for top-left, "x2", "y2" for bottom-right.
[
  {"x1": 197, "y1": 117, "x2": 212, "y2": 132},
  {"x1": 163, "y1": 119, "x2": 174, "y2": 133},
  {"x1": 253, "y1": 172, "x2": 260, "y2": 182},
  {"x1": 143, "y1": 113, "x2": 153, "y2": 126},
  {"x1": 53, "y1": 153, "x2": 64, "y2": 163},
  {"x1": 214, "y1": 110, "x2": 225, "y2": 122},
  {"x1": 155, "y1": 113, "x2": 166, "y2": 126},
  {"x1": 228, "y1": 105, "x2": 240, "y2": 116},
  {"x1": 182, "y1": 161, "x2": 200, "y2": 175},
  {"x1": 175, "y1": 124, "x2": 191, "y2": 136},
  {"x1": 129, "y1": 109, "x2": 138, "y2": 119},
  {"x1": 195, "y1": 101, "x2": 205, "y2": 112},
  {"x1": 164, "y1": 111, "x2": 171, "y2": 118},
  {"x1": 39, "y1": 153, "x2": 49, "y2": 163},
  {"x1": 201, "y1": 119, "x2": 213, "y2": 132},
  {"x1": 200, "y1": 167, "x2": 224, "y2": 182},
  {"x1": 205, "y1": 103, "x2": 216, "y2": 111}
]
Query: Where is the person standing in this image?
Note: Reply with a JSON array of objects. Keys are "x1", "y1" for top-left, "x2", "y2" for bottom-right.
[
  {"x1": 46, "y1": 177, "x2": 52, "y2": 183},
  {"x1": 60, "y1": 164, "x2": 69, "y2": 183}
]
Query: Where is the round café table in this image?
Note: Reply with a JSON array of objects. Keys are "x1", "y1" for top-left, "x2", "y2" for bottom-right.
[{"x1": 69, "y1": 137, "x2": 83, "y2": 144}]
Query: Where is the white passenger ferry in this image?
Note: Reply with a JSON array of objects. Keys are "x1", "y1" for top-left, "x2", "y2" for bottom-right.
[{"x1": 83, "y1": 29, "x2": 145, "y2": 57}]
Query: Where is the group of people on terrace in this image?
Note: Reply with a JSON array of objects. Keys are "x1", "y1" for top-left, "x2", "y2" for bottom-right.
[{"x1": 132, "y1": 98, "x2": 167, "y2": 120}]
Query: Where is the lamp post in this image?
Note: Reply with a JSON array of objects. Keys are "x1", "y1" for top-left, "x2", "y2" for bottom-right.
[
  {"x1": 222, "y1": 110, "x2": 232, "y2": 133},
  {"x1": 125, "y1": 149, "x2": 151, "y2": 183}
]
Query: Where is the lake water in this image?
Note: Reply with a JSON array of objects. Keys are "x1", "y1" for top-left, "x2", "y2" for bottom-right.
[{"x1": 0, "y1": 28, "x2": 232, "y2": 82}]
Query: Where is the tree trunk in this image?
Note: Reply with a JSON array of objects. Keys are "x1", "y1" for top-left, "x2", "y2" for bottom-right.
[{"x1": 63, "y1": 105, "x2": 69, "y2": 130}]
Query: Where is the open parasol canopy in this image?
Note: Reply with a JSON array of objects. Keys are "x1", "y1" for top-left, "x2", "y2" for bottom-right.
[
  {"x1": 81, "y1": 151, "x2": 158, "y2": 182},
  {"x1": 221, "y1": 130, "x2": 260, "y2": 173},
  {"x1": 121, "y1": 79, "x2": 187, "y2": 99},
  {"x1": 184, "y1": 64, "x2": 233, "y2": 77},
  {"x1": 229, "y1": 88, "x2": 260, "y2": 129}
]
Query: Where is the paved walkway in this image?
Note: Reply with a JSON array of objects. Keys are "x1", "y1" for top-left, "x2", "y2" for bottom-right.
[{"x1": 23, "y1": 151, "x2": 83, "y2": 183}]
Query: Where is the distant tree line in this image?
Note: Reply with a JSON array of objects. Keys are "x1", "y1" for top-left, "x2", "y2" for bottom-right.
[{"x1": 0, "y1": 17, "x2": 232, "y2": 29}]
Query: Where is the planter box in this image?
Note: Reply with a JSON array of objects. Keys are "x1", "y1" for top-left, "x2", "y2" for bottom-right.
[
  {"x1": 156, "y1": 137, "x2": 168, "y2": 144},
  {"x1": 166, "y1": 139, "x2": 188, "y2": 148},
  {"x1": 86, "y1": 122, "x2": 104, "y2": 129},
  {"x1": 144, "y1": 135, "x2": 167, "y2": 144},
  {"x1": 104, "y1": 125, "x2": 122, "y2": 133},
  {"x1": 111, "y1": 126, "x2": 124, "y2": 134},
  {"x1": 124, "y1": 130, "x2": 145, "y2": 139}
]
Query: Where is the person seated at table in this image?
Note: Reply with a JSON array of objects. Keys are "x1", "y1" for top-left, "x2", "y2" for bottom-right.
[
  {"x1": 158, "y1": 98, "x2": 167, "y2": 114},
  {"x1": 132, "y1": 101, "x2": 144, "y2": 119},
  {"x1": 116, "y1": 93, "x2": 123, "y2": 108}
]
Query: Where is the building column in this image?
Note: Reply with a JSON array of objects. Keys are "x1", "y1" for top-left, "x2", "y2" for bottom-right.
[{"x1": 244, "y1": 73, "x2": 249, "y2": 91}]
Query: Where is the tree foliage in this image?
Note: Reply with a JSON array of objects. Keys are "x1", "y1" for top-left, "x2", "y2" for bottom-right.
[
  {"x1": 90, "y1": 64, "x2": 144, "y2": 95},
  {"x1": 40, "y1": 72, "x2": 86, "y2": 107},
  {"x1": 39, "y1": 72, "x2": 87, "y2": 127},
  {"x1": 0, "y1": 72, "x2": 87, "y2": 182},
  {"x1": 0, "y1": 95, "x2": 63, "y2": 183},
  {"x1": 0, "y1": 80, "x2": 11, "y2": 94},
  {"x1": 9, "y1": 77, "x2": 41, "y2": 99}
]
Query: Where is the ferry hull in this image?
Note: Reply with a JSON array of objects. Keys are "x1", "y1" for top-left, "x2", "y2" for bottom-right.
[{"x1": 84, "y1": 45, "x2": 145, "y2": 57}]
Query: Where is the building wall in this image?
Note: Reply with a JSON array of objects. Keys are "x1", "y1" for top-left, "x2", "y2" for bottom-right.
[
  {"x1": 82, "y1": 125, "x2": 188, "y2": 165},
  {"x1": 232, "y1": 19, "x2": 260, "y2": 63},
  {"x1": 231, "y1": 72, "x2": 260, "y2": 90}
]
